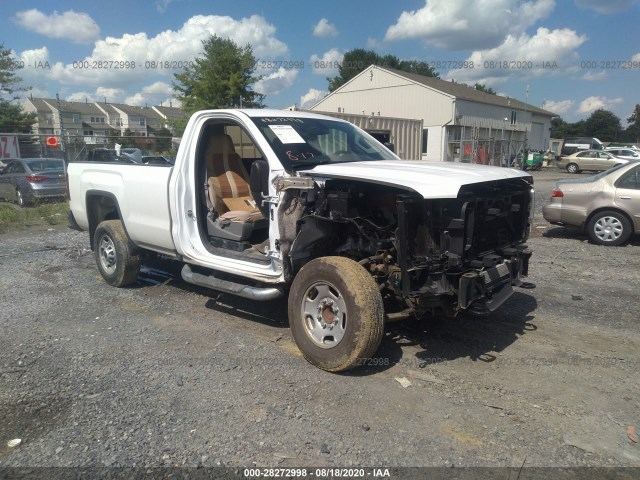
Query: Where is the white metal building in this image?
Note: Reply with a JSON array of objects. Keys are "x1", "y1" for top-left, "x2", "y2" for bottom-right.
[{"x1": 311, "y1": 66, "x2": 556, "y2": 164}]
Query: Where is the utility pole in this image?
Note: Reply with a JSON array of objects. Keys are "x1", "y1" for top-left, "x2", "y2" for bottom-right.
[
  {"x1": 522, "y1": 84, "x2": 529, "y2": 170},
  {"x1": 56, "y1": 93, "x2": 66, "y2": 156}
]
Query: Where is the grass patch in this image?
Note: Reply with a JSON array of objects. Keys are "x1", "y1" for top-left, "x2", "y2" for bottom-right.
[{"x1": 0, "y1": 201, "x2": 69, "y2": 233}]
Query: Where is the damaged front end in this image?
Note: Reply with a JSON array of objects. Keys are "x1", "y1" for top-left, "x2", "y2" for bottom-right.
[{"x1": 279, "y1": 176, "x2": 533, "y2": 319}]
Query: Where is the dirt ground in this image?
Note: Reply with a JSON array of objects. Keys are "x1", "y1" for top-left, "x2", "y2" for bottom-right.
[{"x1": 1, "y1": 168, "x2": 639, "y2": 475}]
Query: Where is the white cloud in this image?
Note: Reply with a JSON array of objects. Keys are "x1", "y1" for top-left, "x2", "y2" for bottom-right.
[
  {"x1": 155, "y1": 0, "x2": 174, "y2": 13},
  {"x1": 542, "y1": 99, "x2": 574, "y2": 115},
  {"x1": 300, "y1": 88, "x2": 327, "y2": 109},
  {"x1": 14, "y1": 9, "x2": 100, "y2": 44},
  {"x1": 384, "y1": 0, "x2": 555, "y2": 50},
  {"x1": 632, "y1": 53, "x2": 640, "y2": 62},
  {"x1": 313, "y1": 18, "x2": 338, "y2": 38},
  {"x1": 574, "y1": 0, "x2": 636, "y2": 14},
  {"x1": 253, "y1": 68, "x2": 299, "y2": 96},
  {"x1": 64, "y1": 87, "x2": 125, "y2": 104},
  {"x1": 310, "y1": 48, "x2": 344, "y2": 75},
  {"x1": 581, "y1": 70, "x2": 608, "y2": 81},
  {"x1": 17, "y1": 46, "x2": 49, "y2": 68},
  {"x1": 125, "y1": 81, "x2": 174, "y2": 106},
  {"x1": 578, "y1": 96, "x2": 624, "y2": 114},
  {"x1": 66, "y1": 91, "x2": 97, "y2": 102},
  {"x1": 31, "y1": 15, "x2": 287, "y2": 90},
  {"x1": 13, "y1": 47, "x2": 53, "y2": 99},
  {"x1": 366, "y1": 37, "x2": 381, "y2": 49},
  {"x1": 445, "y1": 27, "x2": 587, "y2": 85},
  {"x1": 96, "y1": 87, "x2": 126, "y2": 102}
]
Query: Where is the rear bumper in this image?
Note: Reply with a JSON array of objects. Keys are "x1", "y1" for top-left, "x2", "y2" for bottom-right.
[
  {"x1": 542, "y1": 203, "x2": 562, "y2": 223},
  {"x1": 543, "y1": 203, "x2": 587, "y2": 228},
  {"x1": 31, "y1": 189, "x2": 67, "y2": 199}
]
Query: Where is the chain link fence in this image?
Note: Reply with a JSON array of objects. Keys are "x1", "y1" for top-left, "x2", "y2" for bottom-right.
[{"x1": 1, "y1": 133, "x2": 177, "y2": 162}]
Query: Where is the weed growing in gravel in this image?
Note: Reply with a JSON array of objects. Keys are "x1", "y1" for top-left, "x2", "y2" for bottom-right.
[{"x1": 0, "y1": 201, "x2": 69, "y2": 232}]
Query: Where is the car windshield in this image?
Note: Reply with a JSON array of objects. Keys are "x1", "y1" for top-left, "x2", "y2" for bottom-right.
[
  {"x1": 26, "y1": 159, "x2": 65, "y2": 172},
  {"x1": 250, "y1": 116, "x2": 397, "y2": 170}
]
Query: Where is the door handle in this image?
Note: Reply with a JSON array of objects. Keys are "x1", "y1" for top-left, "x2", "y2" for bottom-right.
[{"x1": 619, "y1": 196, "x2": 631, "y2": 200}]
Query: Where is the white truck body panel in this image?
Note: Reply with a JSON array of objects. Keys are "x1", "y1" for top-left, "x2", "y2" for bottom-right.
[
  {"x1": 68, "y1": 163, "x2": 175, "y2": 253},
  {"x1": 299, "y1": 161, "x2": 530, "y2": 199}
]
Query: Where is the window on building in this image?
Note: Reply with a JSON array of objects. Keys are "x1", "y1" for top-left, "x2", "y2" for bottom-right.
[
  {"x1": 115, "y1": 118, "x2": 122, "y2": 126},
  {"x1": 510, "y1": 110, "x2": 517, "y2": 125},
  {"x1": 72, "y1": 114, "x2": 80, "y2": 123},
  {"x1": 46, "y1": 114, "x2": 53, "y2": 125},
  {"x1": 84, "y1": 130, "x2": 93, "y2": 135},
  {"x1": 422, "y1": 129, "x2": 429, "y2": 154},
  {"x1": 100, "y1": 117, "x2": 105, "y2": 123},
  {"x1": 139, "y1": 117, "x2": 146, "y2": 126}
]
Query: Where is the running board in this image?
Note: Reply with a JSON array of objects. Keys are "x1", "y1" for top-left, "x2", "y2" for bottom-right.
[{"x1": 181, "y1": 264, "x2": 284, "y2": 301}]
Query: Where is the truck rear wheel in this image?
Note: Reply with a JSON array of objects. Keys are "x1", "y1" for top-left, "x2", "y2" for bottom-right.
[
  {"x1": 93, "y1": 220, "x2": 140, "y2": 287},
  {"x1": 288, "y1": 256, "x2": 384, "y2": 372}
]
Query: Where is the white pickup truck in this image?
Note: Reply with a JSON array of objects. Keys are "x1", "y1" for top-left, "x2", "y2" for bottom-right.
[{"x1": 68, "y1": 109, "x2": 533, "y2": 372}]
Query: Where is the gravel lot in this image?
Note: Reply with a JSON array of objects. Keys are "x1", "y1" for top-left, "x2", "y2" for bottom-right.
[{"x1": 1, "y1": 168, "x2": 639, "y2": 473}]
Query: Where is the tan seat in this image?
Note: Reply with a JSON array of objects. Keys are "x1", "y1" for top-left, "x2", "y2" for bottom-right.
[{"x1": 205, "y1": 133, "x2": 263, "y2": 223}]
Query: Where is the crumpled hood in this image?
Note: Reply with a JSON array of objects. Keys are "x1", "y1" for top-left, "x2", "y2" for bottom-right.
[{"x1": 299, "y1": 160, "x2": 532, "y2": 199}]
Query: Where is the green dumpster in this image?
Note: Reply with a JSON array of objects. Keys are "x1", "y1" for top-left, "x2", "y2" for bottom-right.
[{"x1": 525, "y1": 152, "x2": 543, "y2": 170}]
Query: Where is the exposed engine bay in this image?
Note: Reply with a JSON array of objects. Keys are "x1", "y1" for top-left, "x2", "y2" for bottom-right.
[{"x1": 278, "y1": 177, "x2": 533, "y2": 319}]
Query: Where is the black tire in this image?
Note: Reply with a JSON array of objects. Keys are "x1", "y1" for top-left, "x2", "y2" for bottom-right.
[
  {"x1": 288, "y1": 256, "x2": 384, "y2": 372},
  {"x1": 93, "y1": 220, "x2": 140, "y2": 287},
  {"x1": 586, "y1": 210, "x2": 632, "y2": 246},
  {"x1": 566, "y1": 163, "x2": 579, "y2": 174}
]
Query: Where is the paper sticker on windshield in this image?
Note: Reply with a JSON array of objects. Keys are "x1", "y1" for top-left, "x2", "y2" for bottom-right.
[{"x1": 269, "y1": 125, "x2": 306, "y2": 144}]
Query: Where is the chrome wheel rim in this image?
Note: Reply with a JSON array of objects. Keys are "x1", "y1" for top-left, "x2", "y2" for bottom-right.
[
  {"x1": 567, "y1": 164, "x2": 577, "y2": 173},
  {"x1": 594, "y1": 216, "x2": 623, "y2": 242},
  {"x1": 98, "y1": 234, "x2": 117, "y2": 274},
  {"x1": 300, "y1": 281, "x2": 348, "y2": 349}
]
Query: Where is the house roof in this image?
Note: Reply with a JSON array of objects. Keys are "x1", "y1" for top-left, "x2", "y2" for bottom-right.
[
  {"x1": 25, "y1": 98, "x2": 52, "y2": 112},
  {"x1": 108, "y1": 102, "x2": 161, "y2": 118},
  {"x1": 153, "y1": 105, "x2": 187, "y2": 119},
  {"x1": 36, "y1": 98, "x2": 106, "y2": 115},
  {"x1": 377, "y1": 66, "x2": 556, "y2": 117},
  {"x1": 82, "y1": 121, "x2": 114, "y2": 130}
]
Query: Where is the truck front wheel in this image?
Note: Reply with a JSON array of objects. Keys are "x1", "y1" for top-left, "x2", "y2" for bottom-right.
[
  {"x1": 288, "y1": 257, "x2": 385, "y2": 372},
  {"x1": 93, "y1": 220, "x2": 140, "y2": 287}
]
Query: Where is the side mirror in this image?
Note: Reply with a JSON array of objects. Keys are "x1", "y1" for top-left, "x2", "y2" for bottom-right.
[{"x1": 383, "y1": 142, "x2": 395, "y2": 153}]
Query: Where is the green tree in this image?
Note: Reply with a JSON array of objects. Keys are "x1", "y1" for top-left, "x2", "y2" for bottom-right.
[
  {"x1": 0, "y1": 43, "x2": 36, "y2": 132},
  {"x1": 624, "y1": 104, "x2": 640, "y2": 143},
  {"x1": 474, "y1": 83, "x2": 496, "y2": 95},
  {"x1": 173, "y1": 35, "x2": 264, "y2": 118},
  {"x1": 327, "y1": 49, "x2": 439, "y2": 92},
  {"x1": 118, "y1": 129, "x2": 136, "y2": 148},
  {"x1": 584, "y1": 109, "x2": 622, "y2": 141},
  {"x1": 550, "y1": 117, "x2": 590, "y2": 139},
  {"x1": 155, "y1": 127, "x2": 172, "y2": 152},
  {"x1": 328, "y1": 49, "x2": 381, "y2": 92}
]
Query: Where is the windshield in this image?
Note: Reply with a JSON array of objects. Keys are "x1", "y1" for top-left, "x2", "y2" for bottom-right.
[
  {"x1": 26, "y1": 159, "x2": 65, "y2": 172},
  {"x1": 250, "y1": 116, "x2": 397, "y2": 170}
]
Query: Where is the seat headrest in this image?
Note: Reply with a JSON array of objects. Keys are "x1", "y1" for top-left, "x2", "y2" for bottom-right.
[{"x1": 208, "y1": 134, "x2": 236, "y2": 156}]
